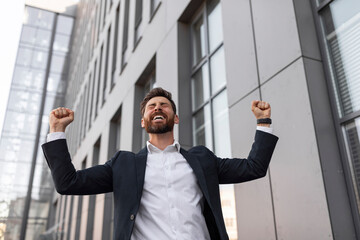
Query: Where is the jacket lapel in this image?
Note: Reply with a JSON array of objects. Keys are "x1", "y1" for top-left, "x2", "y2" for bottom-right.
[
  {"x1": 180, "y1": 148, "x2": 211, "y2": 204},
  {"x1": 135, "y1": 147, "x2": 148, "y2": 201}
]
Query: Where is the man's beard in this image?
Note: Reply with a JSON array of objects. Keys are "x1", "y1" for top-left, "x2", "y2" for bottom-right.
[{"x1": 144, "y1": 113, "x2": 175, "y2": 134}]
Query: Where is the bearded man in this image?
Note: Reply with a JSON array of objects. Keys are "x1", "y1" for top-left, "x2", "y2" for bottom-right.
[{"x1": 42, "y1": 87, "x2": 278, "y2": 240}]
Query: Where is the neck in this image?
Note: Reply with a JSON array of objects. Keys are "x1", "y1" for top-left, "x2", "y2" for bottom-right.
[{"x1": 148, "y1": 131, "x2": 174, "y2": 150}]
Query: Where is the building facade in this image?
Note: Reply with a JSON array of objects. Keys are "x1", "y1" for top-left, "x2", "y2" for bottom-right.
[
  {"x1": 0, "y1": 3, "x2": 76, "y2": 240},
  {"x1": 42, "y1": 0, "x2": 360, "y2": 239}
]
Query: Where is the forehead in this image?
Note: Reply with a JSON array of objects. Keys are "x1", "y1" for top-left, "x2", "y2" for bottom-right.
[{"x1": 146, "y1": 96, "x2": 171, "y2": 106}]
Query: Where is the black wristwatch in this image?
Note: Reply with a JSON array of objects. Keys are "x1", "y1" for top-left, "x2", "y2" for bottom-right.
[{"x1": 257, "y1": 118, "x2": 272, "y2": 124}]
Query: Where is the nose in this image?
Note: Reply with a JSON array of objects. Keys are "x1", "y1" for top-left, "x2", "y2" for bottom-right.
[{"x1": 154, "y1": 103, "x2": 162, "y2": 111}]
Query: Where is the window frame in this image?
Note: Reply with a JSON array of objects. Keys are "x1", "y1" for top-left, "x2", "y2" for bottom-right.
[
  {"x1": 311, "y1": 0, "x2": 360, "y2": 236},
  {"x1": 190, "y1": 1, "x2": 227, "y2": 153}
]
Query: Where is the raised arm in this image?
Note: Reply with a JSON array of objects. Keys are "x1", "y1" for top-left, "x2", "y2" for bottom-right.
[
  {"x1": 217, "y1": 100, "x2": 278, "y2": 183},
  {"x1": 42, "y1": 107, "x2": 113, "y2": 195}
]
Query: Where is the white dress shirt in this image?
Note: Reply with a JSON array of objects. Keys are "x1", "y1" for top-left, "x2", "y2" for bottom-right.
[{"x1": 131, "y1": 141, "x2": 210, "y2": 240}]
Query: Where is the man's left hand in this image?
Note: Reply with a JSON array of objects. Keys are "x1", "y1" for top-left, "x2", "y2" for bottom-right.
[{"x1": 251, "y1": 100, "x2": 271, "y2": 127}]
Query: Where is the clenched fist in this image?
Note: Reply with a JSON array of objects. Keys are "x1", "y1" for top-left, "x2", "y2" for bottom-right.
[
  {"x1": 251, "y1": 100, "x2": 271, "y2": 126},
  {"x1": 49, "y1": 107, "x2": 74, "y2": 133}
]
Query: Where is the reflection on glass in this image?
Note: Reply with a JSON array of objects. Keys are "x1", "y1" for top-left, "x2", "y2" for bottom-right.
[
  {"x1": 192, "y1": 14, "x2": 206, "y2": 66},
  {"x1": 192, "y1": 63, "x2": 210, "y2": 109},
  {"x1": 56, "y1": 15, "x2": 74, "y2": 35},
  {"x1": 1, "y1": 6, "x2": 73, "y2": 239},
  {"x1": 207, "y1": 0, "x2": 223, "y2": 53},
  {"x1": 16, "y1": 47, "x2": 32, "y2": 67},
  {"x1": 321, "y1": 1, "x2": 360, "y2": 117},
  {"x1": 212, "y1": 90, "x2": 231, "y2": 157},
  {"x1": 13, "y1": 67, "x2": 45, "y2": 90},
  {"x1": 20, "y1": 26, "x2": 52, "y2": 48},
  {"x1": 50, "y1": 55, "x2": 66, "y2": 73},
  {"x1": 47, "y1": 74, "x2": 66, "y2": 94},
  {"x1": 210, "y1": 47, "x2": 226, "y2": 94},
  {"x1": 344, "y1": 118, "x2": 360, "y2": 215},
  {"x1": 24, "y1": 7, "x2": 55, "y2": 29},
  {"x1": 193, "y1": 104, "x2": 213, "y2": 150},
  {"x1": 31, "y1": 50, "x2": 49, "y2": 69},
  {"x1": 8, "y1": 90, "x2": 42, "y2": 114},
  {"x1": 220, "y1": 185, "x2": 238, "y2": 240},
  {"x1": 53, "y1": 34, "x2": 71, "y2": 52}
]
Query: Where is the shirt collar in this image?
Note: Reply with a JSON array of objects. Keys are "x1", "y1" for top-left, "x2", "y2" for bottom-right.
[{"x1": 146, "y1": 140, "x2": 181, "y2": 154}]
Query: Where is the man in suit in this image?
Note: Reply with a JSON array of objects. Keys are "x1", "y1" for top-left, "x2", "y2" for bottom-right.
[{"x1": 42, "y1": 87, "x2": 278, "y2": 240}]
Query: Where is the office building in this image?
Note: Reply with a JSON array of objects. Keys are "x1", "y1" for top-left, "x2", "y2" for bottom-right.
[{"x1": 0, "y1": 2, "x2": 76, "y2": 240}]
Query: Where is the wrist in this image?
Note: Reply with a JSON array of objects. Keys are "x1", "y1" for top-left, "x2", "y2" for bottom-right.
[
  {"x1": 257, "y1": 118, "x2": 271, "y2": 127},
  {"x1": 50, "y1": 126, "x2": 66, "y2": 133}
]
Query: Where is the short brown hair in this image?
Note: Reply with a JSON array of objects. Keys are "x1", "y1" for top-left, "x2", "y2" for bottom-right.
[{"x1": 140, "y1": 87, "x2": 177, "y2": 116}]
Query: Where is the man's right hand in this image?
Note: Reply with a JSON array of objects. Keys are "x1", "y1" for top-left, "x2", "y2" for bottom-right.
[{"x1": 49, "y1": 107, "x2": 74, "y2": 133}]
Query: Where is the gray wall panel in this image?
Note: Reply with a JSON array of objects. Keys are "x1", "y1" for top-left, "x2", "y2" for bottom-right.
[
  {"x1": 251, "y1": 0, "x2": 301, "y2": 83},
  {"x1": 229, "y1": 89, "x2": 277, "y2": 240},
  {"x1": 222, "y1": 0, "x2": 259, "y2": 106},
  {"x1": 261, "y1": 58, "x2": 333, "y2": 239},
  {"x1": 292, "y1": 0, "x2": 322, "y2": 60}
]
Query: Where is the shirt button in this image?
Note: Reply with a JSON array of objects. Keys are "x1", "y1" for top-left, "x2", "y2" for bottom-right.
[{"x1": 130, "y1": 214, "x2": 135, "y2": 220}]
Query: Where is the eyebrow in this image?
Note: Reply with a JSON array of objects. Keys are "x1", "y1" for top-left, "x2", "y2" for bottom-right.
[{"x1": 147, "y1": 102, "x2": 169, "y2": 107}]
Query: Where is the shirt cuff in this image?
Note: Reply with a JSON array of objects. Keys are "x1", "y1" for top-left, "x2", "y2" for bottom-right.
[
  {"x1": 47, "y1": 132, "x2": 66, "y2": 142},
  {"x1": 256, "y1": 126, "x2": 273, "y2": 134}
]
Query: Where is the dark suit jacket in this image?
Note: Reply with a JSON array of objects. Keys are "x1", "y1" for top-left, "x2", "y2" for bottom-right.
[{"x1": 42, "y1": 130, "x2": 278, "y2": 240}]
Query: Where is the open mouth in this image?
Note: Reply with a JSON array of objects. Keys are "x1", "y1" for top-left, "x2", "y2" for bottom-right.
[{"x1": 153, "y1": 115, "x2": 165, "y2": 121}]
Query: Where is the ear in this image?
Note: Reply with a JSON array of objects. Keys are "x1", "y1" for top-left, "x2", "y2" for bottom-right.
[
  {"x1": 174, "y1": 114, "x2": 179, "y2": 124},
  {"x1": 141, "y1": 118, "x2": 145, "y2": 128}
]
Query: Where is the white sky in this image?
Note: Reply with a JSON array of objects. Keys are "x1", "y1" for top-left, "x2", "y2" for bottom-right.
[{"x1": 0, "y1": 1, "x2": 25, "y2": 136}]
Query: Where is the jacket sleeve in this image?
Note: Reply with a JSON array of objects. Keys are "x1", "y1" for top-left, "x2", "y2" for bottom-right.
[
  {"x1": 42, "y1": 139, "x2": 115, "y2": 195},
  {"x1": 216, "y1": 130, "x2": 279, "y2": 184}
]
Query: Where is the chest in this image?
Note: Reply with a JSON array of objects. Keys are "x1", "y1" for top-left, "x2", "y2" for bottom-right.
[{"x1": 144, "y1": 151, "x2": 200, "y2": 194}]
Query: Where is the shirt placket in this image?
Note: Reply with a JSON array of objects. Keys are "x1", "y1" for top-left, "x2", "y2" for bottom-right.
[{"x1": 162, "y1": 150, "x2": 178, "y2": 237}]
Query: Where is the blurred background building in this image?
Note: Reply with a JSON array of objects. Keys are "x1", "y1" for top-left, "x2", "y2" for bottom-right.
[
  {"x1": 0, "y1": 0, "x2": 359, "y2": 239},
  {"x1": 0, "y1": 1, "x2": 76, "y2": 239}
]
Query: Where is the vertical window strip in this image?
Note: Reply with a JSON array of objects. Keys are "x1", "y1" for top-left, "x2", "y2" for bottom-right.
[
  {"x1": 96, "y1": 44, "x2": 104, "y2": 117},
  {"x1": 111, "y1": 5, "x2": 120, "y2": 87},
  {"x1": 103, "y1": 26, "x2": 111, "y2": 105}
]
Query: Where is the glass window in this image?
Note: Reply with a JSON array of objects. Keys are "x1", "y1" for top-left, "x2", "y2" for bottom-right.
[
  {"x1": 193, "y1": 104, "x2": 213, "y2": 150},
  {"x1": 7, "y1": 90, "x2": 42, "y2": 114},
  {"x1": 344, "y1": 117, "x2": 360, "y2": 214},
  {"x1": 12, "y1": 67, "x2": 45, "y2": 90},
  {"x1": 50, "y1": 54, "x2": 67, "y2": 73},
  {"x1": 192, "y1": 63, "x2": 210, "y2": 110},
  {"x1": 213, "y1": 90, "x2": 231, "y2": 157},
  {"x1": 210, "y1": 47, "x2": 226, "y2": 95},
  {"x1": 47, "y1": 74, "x2": 66, "y2": 94},
  {"x1": 53, "y1": 34, "x2": 71, "y2": 53},
  {"x1": 192, "y1": 14, "x2": 206, "y2": 66},
  {"x1": 321, "y1": 0, "x2": 360, "y2": 117},
  {"x1": 134, "y1": 0, "x2": 143, "y2": 44},
  {"x1": 56, "y1": 15, "x2": 74, "y2": 35},
  {"x1": 121, "y1": 0, "x2": 130, "y2": 68},
  {"x1": 190, "y1": 1, "x2": 237, "y2": 238},
  {"x1": 20, "y1": 26, "x2": 52, "y2": 48},
  {"x1": 207, "y1": 0, "x2": 223, "y2": 52},
  {"x1": 24, "y1": 7, "x2": 55, "y2": 30},
  {"x1": 16, "y1": 47, "x2": 33, "y2": 67},
  {"x1": 317, "y1": 0, "x2": 360, "y2": 228}
]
